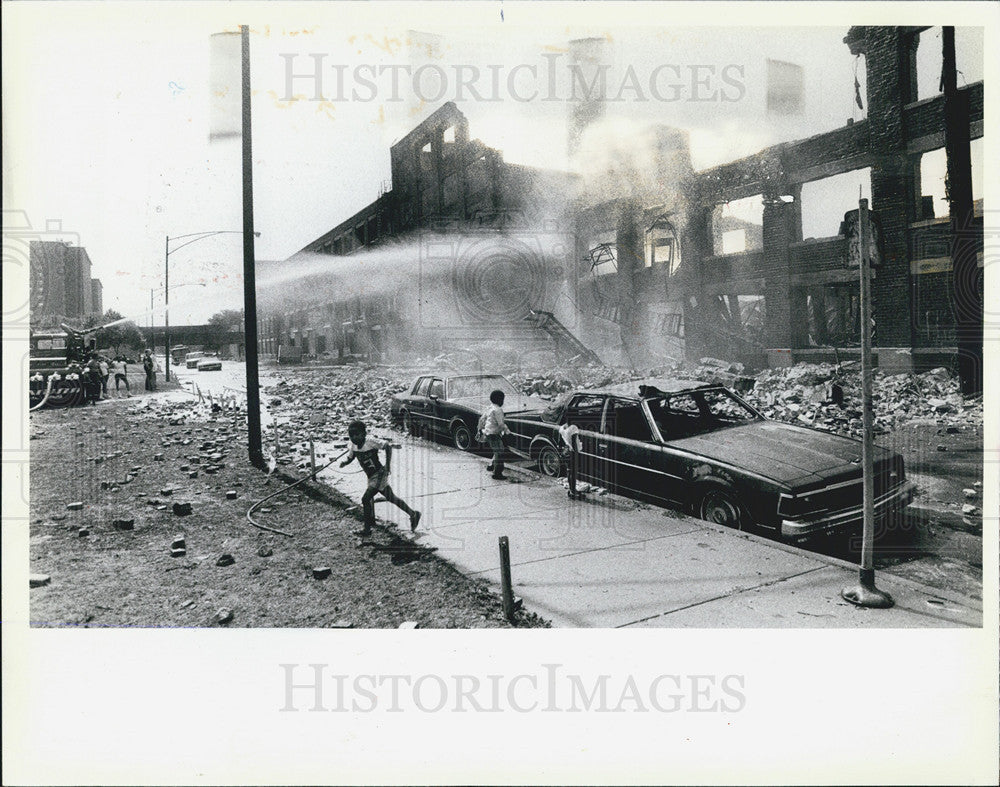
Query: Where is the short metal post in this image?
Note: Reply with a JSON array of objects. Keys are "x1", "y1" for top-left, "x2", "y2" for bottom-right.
[
  {"x1": 309, "y1": 439, "x2": 316, "y2": 477},
  {"x1": 498, "y1": 536, "x2": 516, "y2": 623}
]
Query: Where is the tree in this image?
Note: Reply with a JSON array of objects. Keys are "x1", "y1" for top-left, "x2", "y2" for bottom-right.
[
  {"x1": 88, "y1": 309, "x2": 145, "y2": 357},
  {"x1": 205, "y1": 309, "x2": 244, "y2": 353}
]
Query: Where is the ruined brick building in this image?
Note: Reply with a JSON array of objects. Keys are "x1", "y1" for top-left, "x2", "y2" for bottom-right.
[{"x1": 259, "y1": 26, "x2": 983, "y2": 373}]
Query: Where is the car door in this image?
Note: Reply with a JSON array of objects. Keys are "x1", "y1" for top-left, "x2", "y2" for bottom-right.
[
  {"x1": 562, "y1": 394, "x2": 608, "y2": 486},
  {"x1": 600, "y1": 397, "x2": 661, "y2": 498},
  {"x1": 409, "y1": 376, "x2": 433, "y2": 428},
  {"x1": 645, "y1": 393, "x2": 705, "y2": 505},
  {"x1": 427, "y1": 377, "x2": 448, "y2": 436}
]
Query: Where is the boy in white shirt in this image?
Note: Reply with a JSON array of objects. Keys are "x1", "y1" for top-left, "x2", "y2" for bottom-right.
[{"x1": 479, "y1": 389, "x2": 510, "y2": 480}]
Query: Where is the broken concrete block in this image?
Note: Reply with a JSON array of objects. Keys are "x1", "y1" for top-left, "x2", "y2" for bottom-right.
[
  {"x1": 188, "y1": 472, "x2": 199, "y2": 479},
  {"x1": 961, "y1": 503, "x2": 978, "y2": 515},
  {"x1": 171, "y1": 536, "x2": 186, "y2": 550},
  {"x1": 180, "y1": 599, "x2": 194, "y2": 608},
  {"x1": 226, "y1": 490, "x2": 237, "y2": 500},
  {"x1": 257, "y1": 546, "x2": 273, "y2": 557},
  {"x1": 66, "y1": 502, "x2": 84, "y2": 511},
  {"x1": 331, "y1": 620, "x2": 353, "y2": 628},
  {"x1": 111, "y1": 518, "x2": 135, "y2": 531},
  {"x1": 312, "y1": 567, "x2": 332, "y2": 580},
  {"x1": 30, "y1": 574, "x2": 51, "y2": 588},
  {"x1": 171, "y1": 547, "x2": 187, "y2": 558},
  {"x1": 180, "y1": 465, "x2": 190, "y2": 471},
  {"x1": 963, "y1": 488, "x2": 978, "y2": 499},
  {"x1": 78, "y1": 527, "x2": 90, "y2": 537},
  {"x1": 153, "y1": 453, "x2": 165, "y2": 461},
  {"x1": 216, "y1": 553, "x2": 235, "y2": 567},
  {"x1": 215, "y1": 608, "x2": 234, "y2": 625},
  {"x1": 156, "y1": 505, "x2": 168, "y2": 511},
  {"x1": 172, "y1": 502, "x2": 193, "y2": 516}
]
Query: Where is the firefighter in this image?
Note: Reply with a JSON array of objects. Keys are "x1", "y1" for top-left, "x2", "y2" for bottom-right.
[{"x1": 142, "y1": 350, "x2": 156, "y2": 391}]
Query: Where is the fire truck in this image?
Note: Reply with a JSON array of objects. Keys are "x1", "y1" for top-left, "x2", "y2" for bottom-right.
[{"x1": 28, "y1": 318, "x2": 128, "y2": 408}]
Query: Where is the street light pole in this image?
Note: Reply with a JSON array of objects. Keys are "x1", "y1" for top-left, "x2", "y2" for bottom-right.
[
  {"x1": 241, "y1": 24, "x2": 265, "y2": 470},
  {"x1": 164, "y1": 235, "x2": 171, "y2": 381}
]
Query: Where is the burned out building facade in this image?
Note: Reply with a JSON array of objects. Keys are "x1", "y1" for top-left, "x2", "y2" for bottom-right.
[{"x1": 260, "y1": 25, "x2": 983, "y2": 374}]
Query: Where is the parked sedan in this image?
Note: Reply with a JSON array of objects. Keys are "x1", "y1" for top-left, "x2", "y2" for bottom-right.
[
  {"x1": 391, "y1": 372, "x2": 547, "y2": 450},
  {"x1": 185, "y1": 351, "x2": 206, "y2": 369},
  {"x1": 197, "y1": 355, "x2": 222, "y2": 371},
  {"x1": 505, "y1": 377, "x2": 916, "y2": 542}
]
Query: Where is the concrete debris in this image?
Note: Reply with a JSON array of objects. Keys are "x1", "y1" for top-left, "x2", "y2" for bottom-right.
[
  {"x1": 78, "y1": 527, "x2": 90, "y2": 537},
  {"x1": 111, "y1": 518, "x2": 135, "y2": 531},
  {"x1": 215, "y1": 608, "x2": 234, "y2": 625},
  {"x1": 172, "y1": 502, "x2": 193, "y2": 516},
  {"x1": 171, "y1": 536, "x2": 186, "y2": 550},
  {"x1": 961, "y1": 503, "x2": 979, "y2": 516},
  {"x1": 66, "y1": 502, "x2": 84, "y2": 511},
  {"x1": 30, "y1": 573, "x2": 51, "y2": 588},
  {"x1": 398, "y1": 621, "x2": 419, "y2": 629},
  {"x1": 226, "y1": 490, "x2": 238, "y2": 500},
  {"x1": 216, "y1": 553, "x2": 235, "y2": 567},
  {"x1": 312, "y1": 566, "x2": 332, "y2": 580},
  {"x1": 171, "y1": 547, "x2": 187, "y2": 558},
  {"x1": 257, "y1": 546, "x2": 273, "y2": 557},
  {"x1": 963, "y1": 488, "x2": 978, "y2": 499}
]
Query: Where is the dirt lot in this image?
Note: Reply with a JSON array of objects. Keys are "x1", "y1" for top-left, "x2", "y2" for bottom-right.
[{"x1": 28, "y1": 393, "x2": 547, "y2": 628}]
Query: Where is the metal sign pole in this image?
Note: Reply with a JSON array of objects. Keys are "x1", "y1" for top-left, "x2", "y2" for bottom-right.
[{"x1": 842, "y1": 198, "x2": 893, "y2": 608}]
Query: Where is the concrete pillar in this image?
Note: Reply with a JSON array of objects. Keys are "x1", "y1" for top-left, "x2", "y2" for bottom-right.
[{"x1": 761, "y1": 194, "x2": 802, "y2": 364}]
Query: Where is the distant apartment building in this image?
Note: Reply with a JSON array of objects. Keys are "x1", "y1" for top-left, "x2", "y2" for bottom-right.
[{"x1": 30, "y1": 240, "x2": 103, "y2": 320}]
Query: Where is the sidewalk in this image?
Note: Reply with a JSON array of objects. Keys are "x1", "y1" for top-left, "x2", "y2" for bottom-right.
[{"x1": 315, "y1": 436, "x2": 981, "y2": 628}]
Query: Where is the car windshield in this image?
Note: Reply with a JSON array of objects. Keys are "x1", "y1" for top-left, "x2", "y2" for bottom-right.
[
  {"x1": 540, "y1": 392, "x2": 573, "y2": 423},
  {"x1": 646, "y1": 388, "x2": 761, "y2": 441},
  {"x1": 447, "y1": 375, "x2": 519, "y2": 400}
]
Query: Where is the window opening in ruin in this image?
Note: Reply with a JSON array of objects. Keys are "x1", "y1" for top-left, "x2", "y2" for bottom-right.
[
  {"x1": 915, "y1": 27, "x2": 984, "y2": 102},
  {"x1": 644, "y1": 216, "x2": 681, "y2": 273},
  {"x1": 800, "y1": 167, "x2": 871, "y2": 239},
  {"x1": 711, "y1": 195, "x2": 763, "y2": 255},
  {"x1": 919, "y1": 138, "x2": 984, "y2": 221},
  {"x1": 586, "y1": 242, "x2": 618, "y2": 276},
  {"x1": 806, "y1": 285, "x2": 859, "y2": 347},
  {"x1": 703, "y1": 294, "x2": 765, "y2": 351},
  {"x1": 443, "y1": 125, "x2": 456, "y2": 144}
]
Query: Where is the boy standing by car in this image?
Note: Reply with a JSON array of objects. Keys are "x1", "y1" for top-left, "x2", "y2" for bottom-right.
[
  {"x1": 340, "y1": 419, "x2": 421, "y2": 537},
  {"x1": 479, "y1": 389, "x2": 510, "y2": 480}
]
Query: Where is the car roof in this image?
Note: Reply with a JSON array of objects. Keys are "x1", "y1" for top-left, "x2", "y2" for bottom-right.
[{"x1": 583, "y1": 377, "x2": 718, "y2": 398}]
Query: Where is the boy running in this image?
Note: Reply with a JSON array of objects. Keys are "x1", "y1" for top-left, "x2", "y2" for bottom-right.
[{"x1": 340, "y1": 420, "x2": 420, "y2": 537}]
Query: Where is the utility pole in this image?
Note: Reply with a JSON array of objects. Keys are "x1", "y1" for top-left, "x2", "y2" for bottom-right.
[
  {"x1": 164, "y1": 236, "x2": 171, "y2": 382},
  {"x1": 842, "y1": 198, "x2": 893, "y2": 609},
  {"x1": 241, "y1": 24, "x2": 265, "y2": 469},
  {"x1": 942, "y1": 27, "x2": 980, "y2": 395}
]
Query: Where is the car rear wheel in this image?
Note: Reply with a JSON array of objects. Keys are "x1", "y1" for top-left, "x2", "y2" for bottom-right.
[
  {"x1": 452, "y1": 423, "x2": 473, "y2": 451},
  {"x1": 699, "y1": 488, "x2": 749, "y2": 530},
  {"x1": 536, "y1": 444, "x2": 564, "y2": 478}
]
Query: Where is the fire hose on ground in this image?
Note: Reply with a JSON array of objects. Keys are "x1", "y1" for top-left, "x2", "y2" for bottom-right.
[{"x1": 245, "y1": 447, "x2": 350, "y2": 537}]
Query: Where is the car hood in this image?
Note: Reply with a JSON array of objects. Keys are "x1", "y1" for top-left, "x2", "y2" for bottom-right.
[
  {"x1": 450, "y1": 394, "x2": 548, "y2": 414},
  {"x1": 669, "y1": 420, "x2": 893, "y2": 487}
]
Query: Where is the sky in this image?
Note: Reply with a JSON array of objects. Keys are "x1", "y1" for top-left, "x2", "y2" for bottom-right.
[{"x1": 3, "y1": 2, "x2": 986, "y2": 325}]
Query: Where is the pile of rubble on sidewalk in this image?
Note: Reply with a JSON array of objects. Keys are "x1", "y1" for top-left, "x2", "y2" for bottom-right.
[{"x1": 262, "y1": 368, "x2": 409, "y2": 456}]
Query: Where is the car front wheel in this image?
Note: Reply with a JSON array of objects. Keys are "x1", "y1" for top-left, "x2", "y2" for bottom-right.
[
  {"x1": 699, "y1": 488, "x2": 750, "y2": 530},
  {"x1": 452, "y1": 423, "x2": 473, "y2": 451},
  {"x1": 536, "y1": 444, "x2": 564, "y2": 478},
  {"x1": 401, "y1": 410, "x2": 416, "y2": 436}
]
